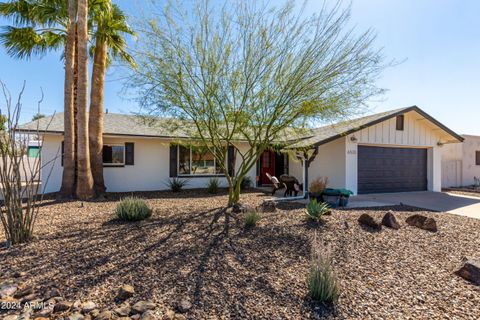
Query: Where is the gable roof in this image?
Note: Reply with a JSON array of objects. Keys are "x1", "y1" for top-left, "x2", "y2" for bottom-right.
[
  {"x1": 285, "y1": 106, "x2": 464, "y2": 149},
  {"x1": 18, "y1": 112, "x2": 195, "y2": 138},
  {"x1": 18, "y1": 106, "x2": 463, "y2": 147}
]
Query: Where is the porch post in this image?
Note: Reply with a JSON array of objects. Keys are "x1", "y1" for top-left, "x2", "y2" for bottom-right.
[{"x1": 303, "y1": 156, "x2": 309, "y2": 199}]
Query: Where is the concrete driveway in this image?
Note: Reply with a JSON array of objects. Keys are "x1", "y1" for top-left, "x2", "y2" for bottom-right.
[{"x1": 350, "y1": 191, "x2": 480, "y2": 219}]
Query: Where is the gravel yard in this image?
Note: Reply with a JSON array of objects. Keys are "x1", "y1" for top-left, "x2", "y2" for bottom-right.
[{"x1": 1, "y1": 189, "x2": 480, "y2": 319}]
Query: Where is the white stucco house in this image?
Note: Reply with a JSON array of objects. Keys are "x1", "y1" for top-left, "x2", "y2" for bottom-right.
[
  {"x1": 441, "y1": 135, "x2": 480, "y2": 188},
  {"x1": 18, "y1": 106, "x2": 463, "y2": 196}
]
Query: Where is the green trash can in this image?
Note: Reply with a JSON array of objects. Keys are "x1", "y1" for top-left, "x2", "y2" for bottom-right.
[
  {"x1": 337, "y1": 189, "x2": 354, "y2": 207},
  {"x1": 322, "y1": 188, "x2": 341, "y2": 208}
]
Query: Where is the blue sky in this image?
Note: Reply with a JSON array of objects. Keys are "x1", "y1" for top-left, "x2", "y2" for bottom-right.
[{"x1": 0, "y1": 0, "x2": 479, "y2": 134}]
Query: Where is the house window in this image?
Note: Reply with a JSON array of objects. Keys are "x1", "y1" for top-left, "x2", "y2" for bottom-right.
[
  {"x1": 476, "y1": 151, "x2": 480, "y2": 166},
  {"x1": 396, "y1": 115, "x2": 404, "y2": 131},
  {"x1": 27, "y1": 146, "x2": 40, "y2": 158},
  {"x1": 103, "y1": 145, "x2": 125, "y2": 166},
  {"x1": 178, "y1": 145, "x2": 222, "y2": 175}
]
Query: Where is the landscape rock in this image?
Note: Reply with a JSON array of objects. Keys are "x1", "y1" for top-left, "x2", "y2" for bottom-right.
[
  {"x1": 43, "y1": 288, "x2": 61, "y2": 300},
  {"x1": 422, "y1": 218, "x2": 438, "y2": 232},
  {"x1": 53, "y1": 301, "x2": 73, "y2": 313},
  {"x1": 81, "y1": 301, "x2": 97, "y2": 314},
  {"x1": 14, "y1": 286, "x2": 33, "y2": 299},
  {"x1": 116, "y1": 284, "x2": 135, "y2": 301},
  {"x1": 0, "y1": 283, "x2": 18, "y2": 298},
  {"x1": 358, "y1": 213, "x2": 382, "y2": 230},
  {"x1": 257, "y1": 200, "x2": 276, "y2": 213},
  {"x1": 406, "y1": 214, "x2": 437, "y2": 232},
  {"x1": 94, "y1": 310, "x2": 112, "y2": 320},
  {"x1": 132, "y1": 301, "x2": 156, "y2": 314},
  {"x1": 232, "y1": 203, "x2": 254, "y2": 213},
  {"x1": 67, "y1": 312, "x2": 85, "y2": 320},
  {"x1": 381, "y1": 211, "x2": 401, "y2": 229},
  {"x1": 113, "y1": 304, "x2": 131, "y2": 317},
  {"x1": 455, "y1": 257, "x2": 480, "y2": 285},
  {"x1": 141, "y1": 310, "x2": 156, "y2": 320},
  {"x1": 35, "y1": 304, "x2": 54, "y2": 318},
  {"x1": 20, "y1": 293, "x2": 37, "y2": 303},
  {"x1": 176, "y1": 299, "x2": 192, "y2": 313}
]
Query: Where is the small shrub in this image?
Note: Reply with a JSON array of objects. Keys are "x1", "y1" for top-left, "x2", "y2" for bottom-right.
[
  {"x1": 305, "y1": 199, "x2": 330, "y2": 221},
  {"x1": 240, "y1": 176, "x2": 253, "y2": 190},
  {"x1": 207, "y1": 177, "x2": 220, "y2": 194},
  {"x1": 116, "y1": 197, "x2": 152, "y2": 221},
  {"x1": 309, "y1": 177, "x2": 328, "y2": 195},
  {"x1": 167, "y1": 178, "x2": 188, "y2": 192},
  {"x1": 307, "y1": 235, "x2": 339, "y2": 303},
  {"x1": 244, "y1": 210, "x2": 261, "y2": 228}
]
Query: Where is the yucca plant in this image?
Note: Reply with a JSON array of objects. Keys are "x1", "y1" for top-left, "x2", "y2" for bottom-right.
[
  {"x1": 116, "y1": 197, "x2": 152, "y2": 221},
  {"x1": 244, "y1": 210, "x2": 261, "y2": 228},
  {"x1": 307, "y1": 235, "x2": 339, "y2": 303},
  {"x1": 166, "y1": 178, "x2": 188, "y2": 192},
  {"x1": 207, "y1": 177, "x2": 220, "y2": 194},
  {"x1": 305, "y1": 199, "x2": 330, "y2": 222}
]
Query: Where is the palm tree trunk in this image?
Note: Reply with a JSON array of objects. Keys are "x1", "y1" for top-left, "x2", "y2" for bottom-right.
[
  {"x1": 60, "y1": 0, "x2": 76, "y2": 197},
  {"x1": 75, "y1": 0, "x2": 95, "y2": 200},
  {"x1": 89, "y1": 38, "x2": 107, "y2": 195}
]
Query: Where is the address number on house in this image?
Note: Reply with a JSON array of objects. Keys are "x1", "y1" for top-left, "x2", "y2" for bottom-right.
[{"x1": 347, "y1": 150, "x2": 357, "y2": 155}]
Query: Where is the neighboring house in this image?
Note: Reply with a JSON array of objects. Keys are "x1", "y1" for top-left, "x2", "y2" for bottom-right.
[
  {"x1": 441, "y1": 135, "x2": 480, "y2": 188},
  {"x1": 18, "y1": 106, "x2": 463, "y2": 195}
]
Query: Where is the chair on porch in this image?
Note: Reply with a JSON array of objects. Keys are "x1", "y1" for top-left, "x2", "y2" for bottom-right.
[{"x1": 266, "y1": 172, "x2": 285, "y2": 196}]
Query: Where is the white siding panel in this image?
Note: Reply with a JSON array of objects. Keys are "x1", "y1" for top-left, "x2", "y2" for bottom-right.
[{"x1": 357, "y1": 111, "x2": 444, "y2": 148}]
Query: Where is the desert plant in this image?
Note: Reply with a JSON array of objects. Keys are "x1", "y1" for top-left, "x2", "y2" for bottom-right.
[
  {"x1": 207, "y1": 177, "x2": 220, "y2": 194},
  {"x1": 240, "y1": 176, "x2": 253, "y2": 190},
  {"x1": 307, "y1": 234, "x2": 339, "y2": 303},
  {"x1": 167, "y1": 178, "x2": 188, "y2": 192},
  {"x1": 305, "y1": 199, "x2": 330, "y2": 222},
  {"x1": 309, "y1": 177, "x2": 329, "y2": 195},
  {"x1": 244, "y1": 210, "x2": 261, "y2": 228},
  {"x1": 0, "y1": 82, "x2": 55, "y2": 246},
  {"x1": 116, "y1": 197, "x2": 152, "y2": 221}
]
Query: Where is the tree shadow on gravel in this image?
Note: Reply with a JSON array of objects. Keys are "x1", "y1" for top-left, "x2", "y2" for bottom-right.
[{"x1": 1, "y1": 198, "x2": 314, "y2": 319}]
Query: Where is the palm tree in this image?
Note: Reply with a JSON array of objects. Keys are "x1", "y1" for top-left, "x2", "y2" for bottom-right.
[
  {"x1": 0, "y1": 0, "x2": 134, "y2": 197},
  {"x1": 61, "y1": 0, "x2": 76, "y2": 197},
  {"x1": 75, "y1": 0, "x2": 94, "y2": 199},
  {"x1": 89, "y1": 4, "x2": 135, "y2": 194}
]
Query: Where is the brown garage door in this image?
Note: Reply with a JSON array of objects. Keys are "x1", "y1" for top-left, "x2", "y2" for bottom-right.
[{"x1": 358, "y1": 146, "x2": 428, "y2": 194}]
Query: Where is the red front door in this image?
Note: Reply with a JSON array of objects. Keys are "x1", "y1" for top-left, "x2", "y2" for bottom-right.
[{"x1": 261, "y1": 150, "x2": 276, "y2": 185}]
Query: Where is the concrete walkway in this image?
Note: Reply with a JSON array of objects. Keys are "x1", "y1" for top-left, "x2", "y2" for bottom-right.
[{"x1": 350, "y1": 191, "x2": 480, "y2": 219}]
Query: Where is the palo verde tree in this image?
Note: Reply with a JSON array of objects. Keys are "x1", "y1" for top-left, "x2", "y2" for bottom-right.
[{"x1": 130, "y1": 0, "x2": 386, "y2": 207}]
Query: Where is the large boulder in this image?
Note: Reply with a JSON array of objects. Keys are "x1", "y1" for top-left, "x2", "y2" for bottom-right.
[
  {"x1": 405, "y1": 214, "x2": 437, "y2": 232},
  {"x1": 455, "y1": 257, "x2": 480, "y2": 285},
  {"x1": 358, "y1": 213, "x2": 382, "y2": 230},
  {"x1": 381, "y1": 211, "x2": 400, "y2": 229}
]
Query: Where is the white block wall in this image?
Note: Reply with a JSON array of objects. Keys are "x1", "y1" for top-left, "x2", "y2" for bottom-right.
[{"x1": 40, "y1": 135, "x2": 256, "y2": 194}]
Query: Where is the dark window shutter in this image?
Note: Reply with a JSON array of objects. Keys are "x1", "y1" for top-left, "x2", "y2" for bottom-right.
[
  {"x1": 125, "y1": 142, "x2": 134, "y2": 165},
  {"x1": 169, "y1": 144, "x2": 178, "y2": 177},
  {"x1": 61, "y1": 141, "x2": 64, "y2": 166},
  {"x1": 227, "y1": 145, "x2": 235, "y2": 177},
  {"x1": 476, "y1": 151, "x2": 480, "y2": 166}
]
